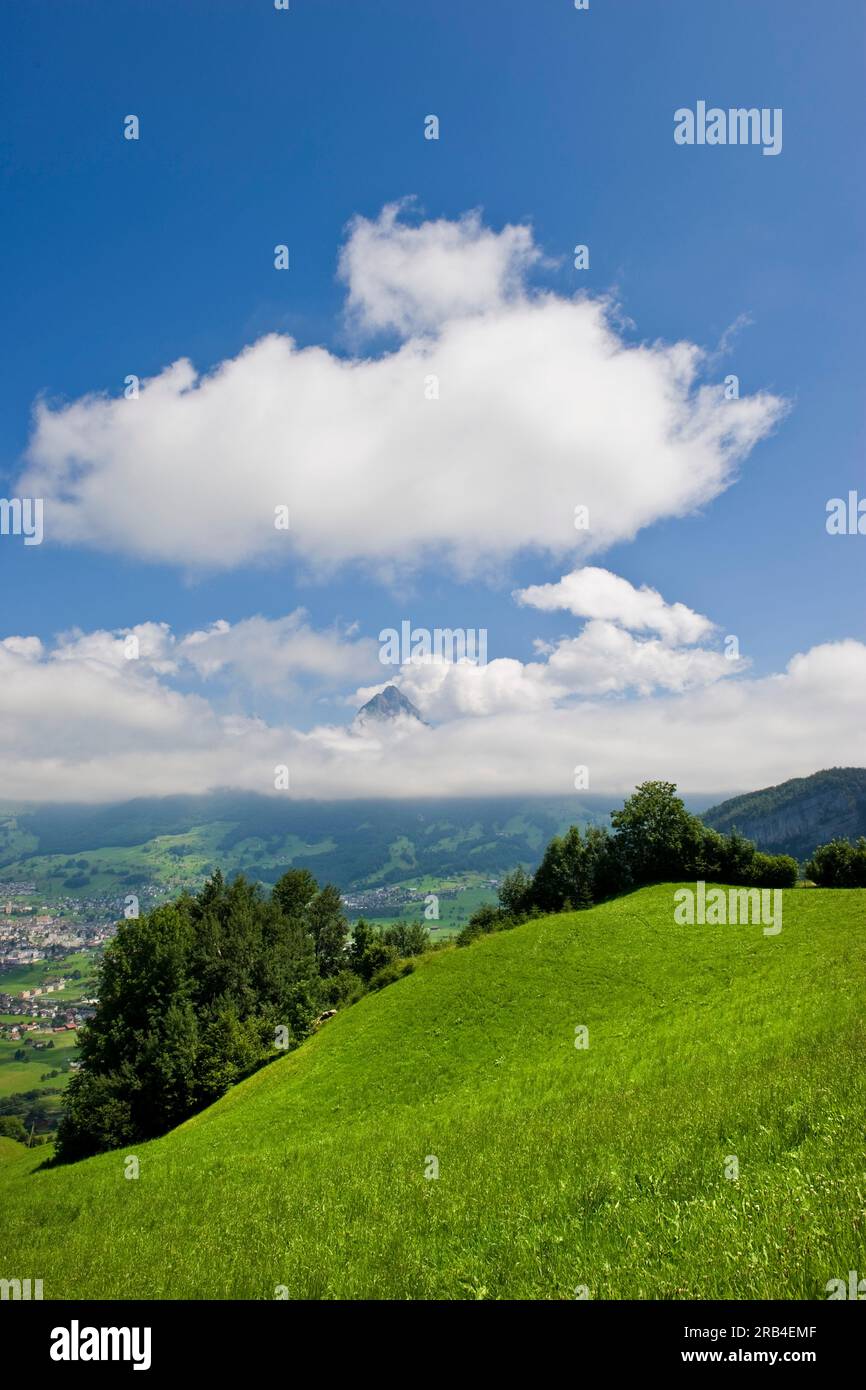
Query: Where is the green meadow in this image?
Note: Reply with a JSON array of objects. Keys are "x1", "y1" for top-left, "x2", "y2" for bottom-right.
[
  {"x1": 0, "y1": 884, "x2": 863, "y2": 1300},
  {"x1": 0, "y1": 1031, "x2": 80, "y2": 1099},
  {"x1": 0, "y1": 952, "x2": 97, "y2": 998},
  {"x1": 0, "y1": 1138, "x2": 27, "y2": 1163}
]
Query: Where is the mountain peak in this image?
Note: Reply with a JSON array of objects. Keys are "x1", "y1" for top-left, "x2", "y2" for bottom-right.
[{"x1": 356, "y1": 685, "x2": 428, "y2": 725}]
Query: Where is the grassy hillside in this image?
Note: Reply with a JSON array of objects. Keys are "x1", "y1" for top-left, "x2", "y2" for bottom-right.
[{"x1": 1, "y1": 885, "x2": 863, "y2": 1300}]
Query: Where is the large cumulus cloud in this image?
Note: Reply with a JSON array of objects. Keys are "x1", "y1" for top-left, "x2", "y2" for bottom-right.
[{"x1": 18, "y1": 203, "x2": 785, "y2": 574}]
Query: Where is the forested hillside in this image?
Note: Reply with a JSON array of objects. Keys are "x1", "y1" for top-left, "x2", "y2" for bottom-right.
[{"x1": 703, "y1": 769, "x2": 866, "y2": 860}]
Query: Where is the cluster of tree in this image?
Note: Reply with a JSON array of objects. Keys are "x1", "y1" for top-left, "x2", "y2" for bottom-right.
[
  {"x1": 13, "y1": 1039, "x2": 56, "y2": 1059},
  {"x1": 0, "y1": 1090, "x2": 61, "y2": 1139},
  {"x1": 806, "y1": 837, "x2": 866, "y2": 887},
  {"x1": 0, "y1": 1115, "x2": 28, "y2": 1142},
  {"x1": 57, "y1": 869, "x2": 430, "y2": 1163},
  {"x1": 459, "y1": 781, "x2": 799, "y2": 944},
  {"x1": 0, "y1": 1115, "x2": 50, "y2": 1146},
  {"x1": 0, "y1": 1089, "x2": 62, "y2": 1112}
]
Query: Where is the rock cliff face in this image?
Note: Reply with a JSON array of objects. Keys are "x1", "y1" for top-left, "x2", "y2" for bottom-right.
[{"x1": 703, "y1": 768, "x2": 866, "y2": 860}]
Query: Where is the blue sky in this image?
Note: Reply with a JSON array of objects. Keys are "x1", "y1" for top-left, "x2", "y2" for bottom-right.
[{"x1": 0, "y1": 0, "x2": 863, "y2": 801}]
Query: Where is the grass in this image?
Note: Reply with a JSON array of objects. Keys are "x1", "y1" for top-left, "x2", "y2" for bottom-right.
[
  {"x1": 0, "y1": 1031, "x2": 79, "y2": 1098},
  {"x1": 0, "y1": 952, "x2": 96, "y2": 998},
  {"x1": 0, "y1": 884, "x2": 864, "y2": 1300}
]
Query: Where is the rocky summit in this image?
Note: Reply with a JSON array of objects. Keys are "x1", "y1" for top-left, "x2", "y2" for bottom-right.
[{"x1": 356, "y1": 685, "x2": 428, "y2": 725}]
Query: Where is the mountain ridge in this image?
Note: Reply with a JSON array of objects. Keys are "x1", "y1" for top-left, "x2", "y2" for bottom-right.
[{"x1": 703, "y1": 767, "x2": 866, "y2": 860}]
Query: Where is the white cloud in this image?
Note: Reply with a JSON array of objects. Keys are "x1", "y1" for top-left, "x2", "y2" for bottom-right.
[
  {"x1": 18, "y1": 203, "x2": 785, "y2": 574},
  {"x1": 543, "y1": 620, "x2": 739, "y2": 695},
  {"x1": 1, "y1": 636, "x2": 44, "y2": 660},
  {"x1": 54, "y1": 622, "x2": 178, "y2": 675},
  {"x1": 358, "y1": 657, "x2": 558, "y2": 721},
  {"x1": 178, "y1": 612, "x2": 380, "y2": 689},
  {"x1": 338, "y1": 199, "x2": 542, "y2": 336},
  {"x1": 515, "y1": 566, "x2": 716, "y2": 645},
  {"x1": 0, "y1": 626, "x2": 862, "y2": 802},
  {"x1": 357, "y1": 622, "x2": 739, "y2": 719},
  {"x1": 42, "y1": 613, "x2": 378, "y2": 693},
  {"x1": 354, "y1": 565, "x2": 740, "y2": 716}
]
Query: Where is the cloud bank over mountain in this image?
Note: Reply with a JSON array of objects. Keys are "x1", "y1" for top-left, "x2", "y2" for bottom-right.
[{"x1": 1, "y1": 613, "x2": 863, "y2": 803}]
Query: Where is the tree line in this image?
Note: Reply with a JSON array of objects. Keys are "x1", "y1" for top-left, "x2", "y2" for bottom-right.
[
  {"x1": 458, "y1": 781, "x2": 799, "y2": 943},
  {"x1": 56, "y1": 868, "x2": 432, "y2": 1162}
]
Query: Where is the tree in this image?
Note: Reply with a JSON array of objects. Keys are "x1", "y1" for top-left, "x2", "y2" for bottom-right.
[
  {"x1": 751, "y1": 852, "x2": 798, "y2": 888},
  {"x1": 257, "y1": 911, "x2": 320, "y2": 1043},
  {"x1": 272, "y1": 868, "x2": 318, "y2": 922},
  {"x1": 530, "y1": 836, "x2": 570, "y2": 912},
  {"x1": 349, "y1": 920, "x2": 397, "y2": 983},
  {"x1": 583, "y1": 825, "x2": 626, "y2": 901},
  {"x1": 457, "y1": 904, "x2": 503, "y2": 944},
  {"x1": 610, "y1": 781, "x2": 699, "y2": 885},
  {"x1": 380, "y1": 920, "x2": 431, "y2": 956},
  {"x1": 0, "y1": 1115, "x2": 27, "y2": 1143},
  {"x1": 529, "y1": 825, "x2": 611, "y2": 912},
  {"x1": 806, "y1": 837, "x2": 865, "y2": 887},
  {"x1": 498, "y1": 867, "x2": 532, "y2": 917},
  {"x1": 195, "y1": 1008, "x2": 266, "y2": 1103},
  {"x1": 305, "y1": 885, "x2": 349, "y2": 978},
  {"x1": 148, "y1": 999, "x2": 200, "y2": 1126},
  {"x1": 55, "y1": 870, "x2": 331, "y2": 1163},
  {"x1": 56, "y1": 1072, "x2": 136, "y2": 1162},
  {"x1": 559, "y1": 825, "x2": 594, "y2": 909},
  {"x1": 716, "y1": 826, "x2": 757, "y2": 884}
]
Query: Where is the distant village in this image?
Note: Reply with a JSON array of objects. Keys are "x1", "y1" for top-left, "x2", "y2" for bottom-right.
[
  {"x1": 341, "y1": 878, "x2": 499, "y2": 922},
  {"x1": 0, "y1": 888, "x2": 115, "y2": 1049},
  {"x1": 0, "y1": 896, "x2": 116, "y2": 963},
  {"x1": 0, "y1": 878, "x2": 167, "y2": 928}
]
